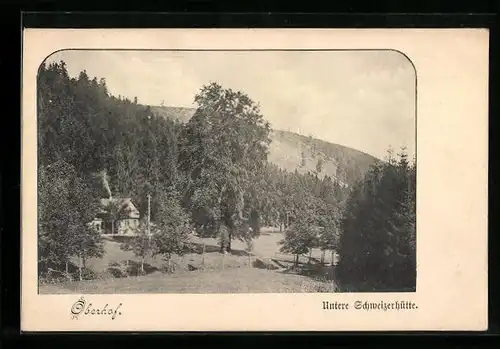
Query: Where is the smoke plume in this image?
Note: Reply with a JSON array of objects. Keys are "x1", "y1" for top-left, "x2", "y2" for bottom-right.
[{"x1": 100, "y1": 169, "x2": 112, "y2": 199}]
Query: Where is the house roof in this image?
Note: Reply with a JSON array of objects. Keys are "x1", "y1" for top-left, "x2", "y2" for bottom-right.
[
  {"x1": 101, "y1": 197, "x2": 133, "y2": 207},
  {"x1": 98, "y1": 198, "x2": 140, "y2": 217}
]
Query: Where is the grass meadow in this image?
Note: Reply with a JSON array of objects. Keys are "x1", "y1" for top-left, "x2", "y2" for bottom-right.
[{"x1": 39, "y1": 228, "x2": 340, "y2": 294}]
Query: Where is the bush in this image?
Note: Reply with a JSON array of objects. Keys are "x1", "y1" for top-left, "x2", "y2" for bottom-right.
[
  {"x1": 107, "y1": 262, "x2": 128, "y2": 278},
  {"x1": 75, "y1": 267, "x2": 98, "y2": 281}
]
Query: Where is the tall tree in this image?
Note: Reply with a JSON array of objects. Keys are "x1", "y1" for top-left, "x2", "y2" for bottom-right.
[
  {"x1": 179, "y1": 82, "x2": 271, "y2": 253},
  {"x1": 38, "y1": 160, "x2": 103, "y2": 280},
  {"x1": 336, "y1": 148, "x2": 416, "y2": 292}
]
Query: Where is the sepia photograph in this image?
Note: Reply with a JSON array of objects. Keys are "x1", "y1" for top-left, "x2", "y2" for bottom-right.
[
  {"x1": 37, "y1": 49, "x2": 416, "y2": 294},
  {"x1": 21, "y1": 28, "x2": 488, "y2": 332}
]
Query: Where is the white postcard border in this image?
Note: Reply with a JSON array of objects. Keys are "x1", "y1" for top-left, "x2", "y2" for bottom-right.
[{"x1": 22, "y1": 28, "x2": 489, "y2": 331}]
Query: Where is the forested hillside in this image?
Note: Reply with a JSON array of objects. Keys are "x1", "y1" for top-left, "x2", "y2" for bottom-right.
[{"x1": 150, "y1": 106, "x2": 380, "y2": 187}]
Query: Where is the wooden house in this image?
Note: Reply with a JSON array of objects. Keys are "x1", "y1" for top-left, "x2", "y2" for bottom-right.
[{"x1": 90, "y1": 198, "x2": 141, "y2": 236}]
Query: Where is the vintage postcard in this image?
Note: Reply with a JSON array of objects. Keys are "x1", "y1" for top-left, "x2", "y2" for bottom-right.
[{"x1": 21, "y1": 28, "x2": 489, "y2": 331}]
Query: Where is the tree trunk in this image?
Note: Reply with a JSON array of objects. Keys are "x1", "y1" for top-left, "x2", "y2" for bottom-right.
[
  {"x1": 111, "y1": 220, "x2": 114, "y2": 235},
  {"x1": 201, "y1": 243, "x2": 206, "y2": 266},
  {"x1": 141, "y1": 256, "x2": 145, "y2": 274},
  {"x1": 226, "y1": 232, "x2": 232, "y2": 254},
  {"x1": 222, "y1": 252, "x2": 226, "y2": 270},
  {"x1": 79, "y1": 256, "x2": 83, "y2": 282},
  {"x1": 331, "y1": 251, "x2": 335, "y2": 266},
  {"x1": 218, "y1": 221, "x2": 225, "y2": 254},
  {"x1": 321, "y1": 250, "x2": 325, "y2": 265},
  {"x1": 309, "y1": 249, "x2": 313, "y2": 264},
  {"x1": 65, "y1": 261, "x2": 71, "y2": 282},
  {"x1": 279, "y1": 222, "x2": 283, "y2": 233}
]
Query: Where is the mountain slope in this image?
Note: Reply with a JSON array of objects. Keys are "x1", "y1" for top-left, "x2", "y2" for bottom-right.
[
  {"x1": 149, "y1": 105, "x2": 380, "y2": 187},
  {"x1": 150, "y1": 105, "x2": 195, "y2": 124},
  {"x1": 268, "y1": 130, "x2": 379, "y2": 187}
]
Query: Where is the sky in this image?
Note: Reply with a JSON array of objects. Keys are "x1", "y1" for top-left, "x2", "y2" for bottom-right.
[{"x1": 45, "y1": 49, "x2": 416, "y2": 160}]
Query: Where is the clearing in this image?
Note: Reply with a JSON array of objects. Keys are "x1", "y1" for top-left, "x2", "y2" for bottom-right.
[{"x1": 38, "y1": 228, "x2": 339, "y2": 294}]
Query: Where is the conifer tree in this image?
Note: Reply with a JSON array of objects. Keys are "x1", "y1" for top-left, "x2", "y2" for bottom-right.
[{"x1": 336, "y1": 147, "x2": 416, "y2": 292}]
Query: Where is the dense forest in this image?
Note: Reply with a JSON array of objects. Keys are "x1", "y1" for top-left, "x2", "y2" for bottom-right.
[{"x1": 37, "y1": 60, "x2": 416, "y2": 292}]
